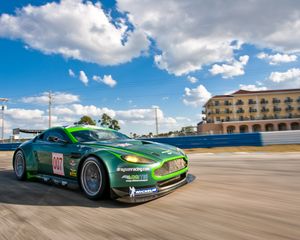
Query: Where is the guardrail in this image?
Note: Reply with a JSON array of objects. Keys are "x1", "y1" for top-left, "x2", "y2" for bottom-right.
[
  {"x1": 144, "y1": 132, "x2": 263, "y2": 149},
  {"x1": 0, "y1": 143, "x2": 22, "y2": 151},
  {"x1": 0, "y1": 130, "x2": 299, "y2": 151}
]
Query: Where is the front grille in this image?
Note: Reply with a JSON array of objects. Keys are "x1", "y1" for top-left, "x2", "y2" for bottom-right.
[
  {"x1": 155, "y1": 158, "x2": 187, "y2": 177},
  {"x1": 157, "y1": 173, "x2": 186, "y2": 188}
]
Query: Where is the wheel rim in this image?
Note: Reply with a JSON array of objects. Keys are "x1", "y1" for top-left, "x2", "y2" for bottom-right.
[
  {"x1": 15, "y1": 151, "x2": 25, "y2": 177},
  {"x1": 81, "y1": 160, "x2": 102, "y2": 196}
]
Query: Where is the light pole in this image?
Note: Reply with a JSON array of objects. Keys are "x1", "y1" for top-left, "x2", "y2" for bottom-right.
[
  {"x1": 0, "y1": 98, "x2": 8, "y2": 142},
  {"x1": 154, "y1": 107, "x2": 159, "y2": 136}
]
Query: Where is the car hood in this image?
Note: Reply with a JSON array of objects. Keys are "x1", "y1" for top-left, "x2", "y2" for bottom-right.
[{"x1": 81, "y1": 139, "x2": 184, "y2": 160}]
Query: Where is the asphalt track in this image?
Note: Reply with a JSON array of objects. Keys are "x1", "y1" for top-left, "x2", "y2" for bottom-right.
[{"x1": 0, "y1": 151, "x2": 300, "y2": 240}]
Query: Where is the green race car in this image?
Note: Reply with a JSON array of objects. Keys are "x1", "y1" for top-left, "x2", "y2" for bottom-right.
[{"x1": 13, "y1": 125, "x2": 189, "y2": 202}]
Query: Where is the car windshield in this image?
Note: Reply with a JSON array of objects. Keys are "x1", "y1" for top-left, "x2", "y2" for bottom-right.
[{"x1": 71, "y1": 129, "x2": 130, "y2": 142}]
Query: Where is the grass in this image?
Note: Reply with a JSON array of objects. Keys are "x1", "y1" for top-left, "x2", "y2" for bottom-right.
[{"x1": 184, "y1": 144, "x2": 300, "y2": 153}]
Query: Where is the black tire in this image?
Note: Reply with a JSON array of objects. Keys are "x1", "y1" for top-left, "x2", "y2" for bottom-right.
[
  {"x1": 80, "y1": 157, "x2": 107, "y2": 200},
  {"x1": 13, "y1": 150, "x2": 27, "y2": 180}
]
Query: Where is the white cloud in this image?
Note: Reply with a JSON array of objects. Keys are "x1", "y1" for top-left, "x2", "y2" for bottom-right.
[
  {"x1": 22, "y1": 92, "x2": 80, "y2": 105},
  {"x1": 6, "y1": 108, "x2": 44, "y2": 120},
  {"x1": 187, "y1": 76, "x2": 198, "y2": 83},
  {"x1": 79, "y1": 70, "x2": 88, "y2": 86},
  {"x1": 268, "y1": 68, "x2": 300, "y2": 88},
  {"x1": 183, "y1": 84, "x2": 212, "y2": 107},
  {"x1": 93, "y1": 74, "x2": 117, "y2": 87},
  {"x1": 0, "y1": 0, "x2": 149, "y2": 66},
  {"x1": 239, "y1": 84, "x2": 267, "y2": 91},
  {"x1": 257, "y1": 52, "x2": 297, "y2": 65},
  {"x1": 118, "y1": 0, "x2": 300, "y2": 75},
  {"x1": 209, "y1": 55, "x2": 249, "y2": 79},
  {"x1": 68, "y1": 69, "x2": 75, "y2": 77}
]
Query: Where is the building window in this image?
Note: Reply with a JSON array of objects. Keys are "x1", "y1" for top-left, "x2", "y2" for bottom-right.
[
  {"x1": 236, "y1": 108, "x2": 244, "y2": 113},
  {"x1": 272, "y1": 98, "x2": 281, "y2": 104},
  {"x1": 214, "y1": 100, "x2": 220, "y2": 106},
  {"x1": 284, "y1": 97, "x2": 293, "y2": 103},
  {"x1": 248, "y1": 99, "x2": 256, "y2": 104},
  {"x1": 227, "y1": 126, "x2": 235, "y2": 134},
  {"x1": 260, "y1": 98, "x2": 268, "y2": 104},
  {"x1": 215, "y1": 109, "x2": 220, "y2": 114},
  {"x1": 291, "y1": 122, "x2": 300, "y2": 130},
  {"x1": 236, "y1": 99, "x2": 244, "y2": 105},
  {"x1": 216, "y1": 117, "x2": 221, "y2": 122},
  {"x1": 252, "y1": 124, "x2": 261, "y2": 132},
  {"x1": 239, "y1": 115, "x2": 244, "y2": 121},
  {"x1": 239, "y1": 125, "x2": 249, "y2": 133}
]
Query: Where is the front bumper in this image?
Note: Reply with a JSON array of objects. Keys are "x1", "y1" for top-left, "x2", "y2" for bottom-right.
[{"x1": 111, "y1": 172, "x2": 188, "y2": 203}]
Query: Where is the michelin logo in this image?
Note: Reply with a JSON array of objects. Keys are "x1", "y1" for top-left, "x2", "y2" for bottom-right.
[{"x1": 129, "y1": 186, "x2": 158, "y2": 197}]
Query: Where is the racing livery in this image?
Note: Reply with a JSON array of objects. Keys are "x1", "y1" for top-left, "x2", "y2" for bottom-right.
[{"x1": 13, "y1": 125, "x2": 188, "y2": 202}]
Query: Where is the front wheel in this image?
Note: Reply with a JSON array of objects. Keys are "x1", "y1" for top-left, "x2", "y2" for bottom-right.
[
  {"x1": 13, "y1": 150, "x2": 27, "y2": 180},
  {"x1": 80, "y1": 157, "x2": 107, "y2": 200}
]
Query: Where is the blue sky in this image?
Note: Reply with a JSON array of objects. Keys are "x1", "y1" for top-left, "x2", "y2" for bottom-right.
[{"x1": 0, "y1": 0, "x2": 300, "y2": 137}]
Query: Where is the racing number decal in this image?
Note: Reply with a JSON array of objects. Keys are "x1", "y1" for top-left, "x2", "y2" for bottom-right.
[{"x1": 52, "y1": 153, "x2": 64, "y2": 176}]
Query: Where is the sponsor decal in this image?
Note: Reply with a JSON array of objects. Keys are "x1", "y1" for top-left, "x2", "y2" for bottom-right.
[
  {"x1": 115, "y1": 143, "x2": 132, "y2": 147},
  {"x1": 69, "y1": 160, "x2": 76, "y2": 167},
  {"x1": 117, "y1": 167, "x2": 150, "y2": 173},
  {"x1": 129, "y1": 186, "x2": 158, "y2": 198},
  {"x1": 70, "y1": 169, "x2": 77, "y2": 177},
  {"x1": 121, "y1": 174, "x2": 148, "y2": 182},
  {"x1": 52, "y1": 153, "x2": 64, "y2": 176}
]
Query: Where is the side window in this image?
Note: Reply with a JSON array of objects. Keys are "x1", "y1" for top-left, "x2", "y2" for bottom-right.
[{"x1": 42, "y1": 129, "x2": 70, "y2": 143}]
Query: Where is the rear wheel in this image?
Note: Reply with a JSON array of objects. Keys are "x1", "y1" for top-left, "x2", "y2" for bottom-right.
[
  {"x1": 80, "y1": 157, "x2": 107, "y2": 200},
  {"x1": 13, "y1": 150, "x2": 27, "y2": 180}
]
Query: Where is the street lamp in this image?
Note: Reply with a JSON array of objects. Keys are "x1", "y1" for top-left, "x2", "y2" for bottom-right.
[{"x1": 0, "y1": 98, "x2": 8, "y2": 142}]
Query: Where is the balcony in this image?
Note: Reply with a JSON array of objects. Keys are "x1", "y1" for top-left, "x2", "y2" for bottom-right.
[
  {"x1": 248, "y1": 100, "x2": 256, "y2": 105},
  {"x1": 260, "y1": 99, "x2": 268, "y2": 104},
  {"x1": 236, "y1": 109, "x2": 245, "y2": 114},
  {"x1": 249, "y1": 108, "x2": 257, "y2": 113},
  {"x1": 272, "y1": 99, "x2": 281, "y2": 104},
  {"x1": 285, "y1": 107, "x2": 294, "y2": 111},
  {"x1": 261, "y1": 108, "x2": 269, "y2": 113},
  {"x1": 224, "y1": 109, "x2": 233, "y2": 114},
  {"x1": 284, "y1": 98, "x2": 293, "y2": 103},
  {"x1": 235, "y1": 100, "x2": 244, "y2": 105},
  {"x1": 224, "y1": 101, "x2": 232, "y2": 106},
  {"x1": 273, "y1": 107, "x2": 281, "y2": 112}
]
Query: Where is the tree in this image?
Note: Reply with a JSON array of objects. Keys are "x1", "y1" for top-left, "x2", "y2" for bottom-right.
[
  {"x1": 98, "y1": 113, "x2": 121, "y2": 131},
  {"x1": 76, "y1": 115, "x2": 96, "y2": 125},
  {"x1": 99, "y1": 113, "x2": 112, "y2": 127},
  {"x1": 110, "y1": 119, "x2": 120, "y2": 131}
]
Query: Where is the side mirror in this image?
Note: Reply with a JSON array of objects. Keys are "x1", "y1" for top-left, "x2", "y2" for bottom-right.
[{"x1": 48, "y1": 136, "x2": 68, "y2": 144}]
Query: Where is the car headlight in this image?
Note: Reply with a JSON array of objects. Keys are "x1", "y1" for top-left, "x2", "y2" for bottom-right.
[{"x1": 122, "y1": 155, "x2": 155, "y2": 164}]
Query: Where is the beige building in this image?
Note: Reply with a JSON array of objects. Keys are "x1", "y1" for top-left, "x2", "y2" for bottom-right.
[{"x1": 198, "y1": 88, "x2": 300, "y2": 134}]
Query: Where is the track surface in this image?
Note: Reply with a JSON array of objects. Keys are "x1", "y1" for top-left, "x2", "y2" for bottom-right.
[{"x1": 0, "y1": 151, "x2": 300, "y2": 240}]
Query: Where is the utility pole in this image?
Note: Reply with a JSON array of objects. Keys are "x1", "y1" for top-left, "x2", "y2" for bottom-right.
[
  {"x1": 48, "y1": 91, "x2": 52, "y2": 128},
  {"x1": 0, "y1": 98, "x2": 8, "y2": 143},
  {"x1": 154, "y1": 107, "x2": 159, "y2": 136}
]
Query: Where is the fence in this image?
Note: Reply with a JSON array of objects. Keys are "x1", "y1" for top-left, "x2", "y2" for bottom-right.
[{"x1": 0, "y1": 130, "x2": 299, "y2": 151}]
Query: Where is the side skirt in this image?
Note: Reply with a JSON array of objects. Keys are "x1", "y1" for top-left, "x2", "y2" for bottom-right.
[{"x1": 27, "y1": 172, "x2": 79, "y2": 189}]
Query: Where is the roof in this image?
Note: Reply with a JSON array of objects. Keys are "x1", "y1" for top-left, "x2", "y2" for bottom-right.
[
  {"x1": 204, "y1": 88, "x2": 300, "y2": 106},
  {"x1": 232, "y1": 88, "x2": 300, "y2": 95},
  {"x1": 212, "y1": 94, "x2": 233, "y2": 99}
]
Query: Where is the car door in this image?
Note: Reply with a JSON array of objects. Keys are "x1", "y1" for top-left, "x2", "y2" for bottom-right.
[{"x1": 33, "y1": 129, "x2": 79, "y2": 178}]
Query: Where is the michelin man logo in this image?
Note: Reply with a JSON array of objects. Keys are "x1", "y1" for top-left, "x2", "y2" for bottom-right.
[{"x1": 129, "y1": 187, "x2": 136, "y2": 197}]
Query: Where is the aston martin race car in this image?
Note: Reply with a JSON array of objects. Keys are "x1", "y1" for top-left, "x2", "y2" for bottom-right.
[{"x1": 13, "y1": 125, "x2": 188, "y2": 202}]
